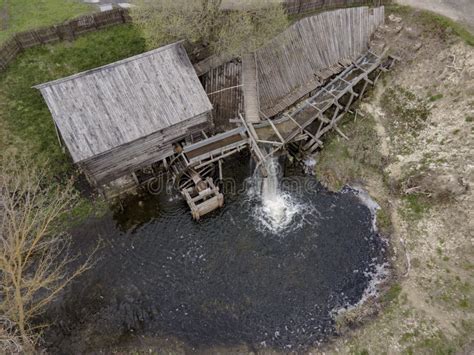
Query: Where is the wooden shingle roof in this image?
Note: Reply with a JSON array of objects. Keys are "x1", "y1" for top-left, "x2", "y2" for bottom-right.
[{"x1": 35, "y1": 42, "x2": 212, "y2": 163}]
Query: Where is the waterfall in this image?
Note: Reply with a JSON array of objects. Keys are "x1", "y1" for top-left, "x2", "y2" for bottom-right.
[
  {"x1": 250, "y1": 155, "x2": 300, "y2": 233},
  {"x1": 261, "y1": 157, "x2": 288, "y2": 225}
]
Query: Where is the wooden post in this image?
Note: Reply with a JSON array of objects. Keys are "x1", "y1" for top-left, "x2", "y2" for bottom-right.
[{"x1": 218, "y1": 159, "x2": 223, "y2": 181}]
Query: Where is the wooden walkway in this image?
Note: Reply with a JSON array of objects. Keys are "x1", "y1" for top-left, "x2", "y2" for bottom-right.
[
  {"x1": 242, "y1": 53, "x2": 261, "y2": 123},
  {"x1": 182, "y1": 127, "x2": 250, "y2": 169}
]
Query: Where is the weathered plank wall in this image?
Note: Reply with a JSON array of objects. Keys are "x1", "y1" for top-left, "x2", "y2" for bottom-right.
[
  {"x1": 0, "y1": 9, "x2": 131, "y2": 71},
  {"x1": 81, "y1": 113, "x2": 212, "y2": 185},
  {"x1": 201, "y1": 60, "x2": 243, "y2": 131},
  {"x1": 256, "y1": 6, "x2": 385, "y2": 117}
]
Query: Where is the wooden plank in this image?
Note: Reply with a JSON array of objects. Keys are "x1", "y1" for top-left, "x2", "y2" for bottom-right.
[{"x1": 242, "y1": 53, "x2": 261, "y2": 123}]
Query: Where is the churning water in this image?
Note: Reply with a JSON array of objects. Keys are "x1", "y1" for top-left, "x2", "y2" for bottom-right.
[
  {"x1": 43, "y1": 154, "x2": 388, "y2": 353},
  {"x1": 250, "y1": 157, "x2": 304, "y2": 233}
]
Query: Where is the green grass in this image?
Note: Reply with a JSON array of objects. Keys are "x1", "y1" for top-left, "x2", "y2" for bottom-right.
[
  {"x1": 388, "y1": 4, "x2": 474, "y2": 47},
  {"x1": 418, "y1": 10, "x2": 474, "y2": 47},
  {"x1": 429, "y1": 93, "x2": 443, "y2": 102},
  {"x1": 376, "y1": 208, "x2": 392, "y2": 235},
  {"x1": 0, "y1": 0, "x2": 94, "y2": 44},
  {"x1": 315, "y1": 112, "x2": 385, "y2": 190},
  {"x1": 381, "y1": 86, "x2": 431, "y2": 154},
  {"x1": 0, "y1": 24, "x2": 146, "y2": 178},
  {"x1": 400, "y1": 194, "x2": 431, "y2": 221},
  {"x1": 407, "y1": 331, "x2": 456, "y2": 355},
  {"x1": 383, "y1": 283, "x2": 402, "y2": 304}
]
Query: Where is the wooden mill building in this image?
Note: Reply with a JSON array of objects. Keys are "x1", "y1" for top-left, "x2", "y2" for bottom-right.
[
  {"x1": 35, "y1": 42, "x2": 213, "y2": 187},
  {"x1": 34, "y1": 6, "x2": 389, "y2": 217}
]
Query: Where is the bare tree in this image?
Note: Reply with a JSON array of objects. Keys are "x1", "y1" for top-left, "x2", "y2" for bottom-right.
[
  {"x1": 0, "y1": 157, "x2": 97, "y2": 351},
  {"x1": 0, "y1": 317, "x2": 23, "y2": 353},
  {"x1": 131, "y1": 0, "x2": 288, "y2": 58},
  {"x1": 131, "y1": 0, "x2": 222, "y2": 50}
]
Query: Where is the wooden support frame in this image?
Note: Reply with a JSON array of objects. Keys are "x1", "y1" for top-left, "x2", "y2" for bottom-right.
[
  {"x1": 239, "y1": 113, "x2": 269, "y2": 175},
  {"x1": 266, "y1": 118, "x2": 285, "y2": 143}
]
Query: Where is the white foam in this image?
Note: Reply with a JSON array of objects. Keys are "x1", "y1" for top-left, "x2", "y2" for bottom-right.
[
  {"x1": 332, "y1": 261, "x2": 390, "y2": 317},
  {"x1": 303, "y1": 157, "x2": 316, "y2": 175},
  {"x1": 345, "y1": 186, "x2": 380, "y2": 232},
  {"x1": 248, "y1": 157, "x2": 312, "y2": 234}
]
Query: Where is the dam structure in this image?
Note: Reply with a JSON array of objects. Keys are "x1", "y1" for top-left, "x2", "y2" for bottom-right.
[{"x1": 35, "y1": 6, "x2": 395, "y2": 220}]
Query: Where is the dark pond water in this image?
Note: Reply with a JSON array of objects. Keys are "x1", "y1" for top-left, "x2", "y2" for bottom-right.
[{"x1": 44, "y1": 155, "x2": 387, "y2": 353}]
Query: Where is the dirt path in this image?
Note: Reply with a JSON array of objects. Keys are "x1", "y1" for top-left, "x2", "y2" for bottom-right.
[{"x1": 396, "y1": 0, "x2": 474, "y2": 33}]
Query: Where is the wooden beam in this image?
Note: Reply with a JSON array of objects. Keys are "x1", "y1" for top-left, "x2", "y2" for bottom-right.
[
  {"x1": 335, "y1": 126, "x2": 349, "y2": 140},
  {"x1": 206, "y1": 84, "x2": 243, "y2": 96},
  {"x1": 218, "y1": 159, "x2": 223, "y2": 181},
  {"x1": 308, "y1": 102, "x2": 322, "y2": 113},
  {"x1": 265, "y1": 117, "x2": 285, "y2": 143},
  {"x1": 315, "y1": 120, "x2": 325, "y2": 137},
  {"x1": 257, "y1": 139, "x2": 284, "y2": 146},
  {"x1": 344, "y1": 92, "x2": 356, "y2": 112},
  {"x1": 358, "y1": 77, "x2": 370, "y2": 98},
  {"x1": 318, "y1": 113, "x2": 330, "y2": 123},
  {"x1": 53, "y1": 123, "x2": 65, "y2": 152}
]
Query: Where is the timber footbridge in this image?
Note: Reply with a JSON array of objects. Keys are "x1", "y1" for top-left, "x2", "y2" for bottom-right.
[{"x1": 164, "y1": 50, "x2": 397, "y2": 219}]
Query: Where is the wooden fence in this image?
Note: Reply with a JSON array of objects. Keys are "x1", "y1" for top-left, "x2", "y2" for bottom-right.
[
  {"x1": 284, "y1": 0, "x2": 389, "y2": 14},
  {"x1": 0, "y1": 0, "x2": 390, "y2": 72},
  {"x1": 0, "y1": 8, "x2": 131, "y2": 71}
]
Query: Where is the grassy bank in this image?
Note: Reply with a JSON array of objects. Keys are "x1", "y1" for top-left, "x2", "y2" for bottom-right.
[
  {"x1": 317, "y1": 5, "x2": 474, "y2": 353},
  {"x1": 315, "y1": 110, "x2": 386, "y2": 192},
  {"x1": 388, "y1": 4, "x2": 474, "y2": 47},
  {"x1": 0, "y1": 0, "x2": 94, "y2": 44}
]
